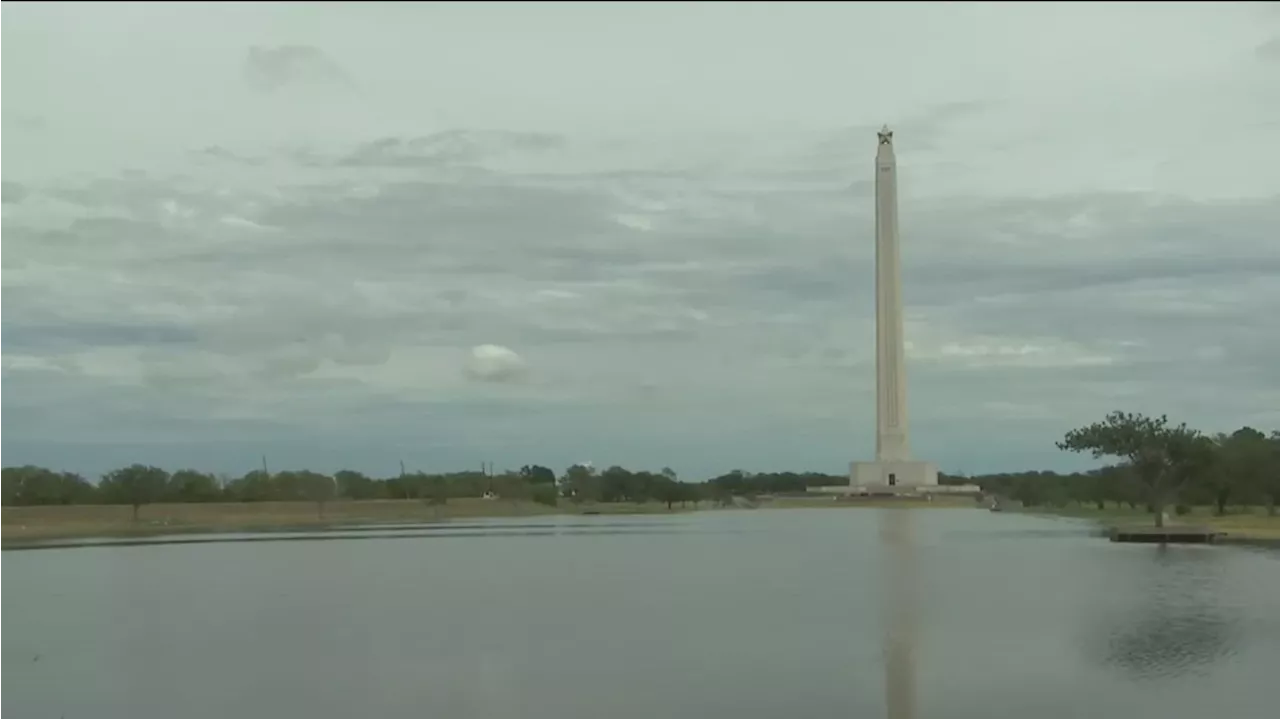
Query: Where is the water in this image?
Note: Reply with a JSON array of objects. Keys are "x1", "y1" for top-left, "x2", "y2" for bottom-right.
[{"x1": 4, "y1": 508, "x2": 1278, "y2": 719}]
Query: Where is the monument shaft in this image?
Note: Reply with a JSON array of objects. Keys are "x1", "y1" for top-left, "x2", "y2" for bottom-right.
[
  {"x1": 850, "y1": 126, "x2": 937, "y2": 492},
  {"x1": 875, "y1": 127, "x2": 910, "y2": 462}
]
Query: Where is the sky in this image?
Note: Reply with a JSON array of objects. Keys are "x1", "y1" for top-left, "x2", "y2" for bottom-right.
[{"x1": 3, "y1": 2, "x2": 1279, "y2": 480}]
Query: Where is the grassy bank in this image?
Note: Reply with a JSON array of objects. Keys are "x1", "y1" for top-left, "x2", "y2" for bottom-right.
[
  {"x1": 0, "y1": 498, "x2": 673, "y2": 543},
  {"x1": 2, "y1": 494, "x2": 976, "y2": 544},
  {"x1": 1022, "y1": 504, "x2": 1280, "y2": 541}
]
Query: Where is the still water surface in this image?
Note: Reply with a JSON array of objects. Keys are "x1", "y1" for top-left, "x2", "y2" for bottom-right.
[{"x1": 4, "y1": 508, "x2": 1278, "y2": 719}]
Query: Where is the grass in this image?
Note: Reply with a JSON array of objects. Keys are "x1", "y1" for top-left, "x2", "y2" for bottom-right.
[
  {"x1": 1023, "y1": 504, "x2": 1280, "y2": 540},
  {"x1": 1, "y1": 493, "x2": 977, "y2": 544},
  {"x1": 0, "y1": 498, "x2": 701, "y2": 542}
]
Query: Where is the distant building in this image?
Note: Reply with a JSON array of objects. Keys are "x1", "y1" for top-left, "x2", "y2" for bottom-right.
[{"x1": 807, "y1": 483, "x2": 982, "y2": 498}]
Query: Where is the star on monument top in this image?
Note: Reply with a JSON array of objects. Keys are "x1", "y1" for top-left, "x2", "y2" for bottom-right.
[{"x1": 878, "y1": 125, "x2": 894, "y2": 145}]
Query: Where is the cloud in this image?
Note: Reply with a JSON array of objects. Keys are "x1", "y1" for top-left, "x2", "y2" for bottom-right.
[
  {"x1": 464, "y1": 345, "x2": 528, "y2": 383},
  {"x1": 2, "y1": 181, "x2": 29, "y2": 204},
  {"x1": 335, "y1": 131, "x2": 566, "y2": 168},
  {"x1": 243, "y1": 45, "x2": 354, "y2": 94},
  {"x1": 2, "y1": 2, "x2": 1278, "y2": 478},
  {"x1": 1257, "y1": 37, "x2": 1280, "y2": 62}
]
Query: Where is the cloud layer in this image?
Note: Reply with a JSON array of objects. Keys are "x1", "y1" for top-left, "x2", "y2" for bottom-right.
[{"x1": 3, "y1": 3, "x2": 1278, "y2": 478}]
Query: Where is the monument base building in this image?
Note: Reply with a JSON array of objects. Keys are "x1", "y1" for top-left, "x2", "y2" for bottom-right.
[{"x1": 850, "y1": 460, "x2": 938, "y2": 493}]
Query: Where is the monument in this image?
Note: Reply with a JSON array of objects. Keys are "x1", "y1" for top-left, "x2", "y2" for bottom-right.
[{"x1": 850, "y1": 126, "x2": 938, "y2": 493}]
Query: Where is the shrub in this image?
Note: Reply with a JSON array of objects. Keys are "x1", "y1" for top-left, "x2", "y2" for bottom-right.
[{"x1": 531, "y1": 485, "x2": 558, "y2": 507}]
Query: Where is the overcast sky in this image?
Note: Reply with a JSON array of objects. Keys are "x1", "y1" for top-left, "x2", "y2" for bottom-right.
[{"x1": 3, "y1": 2, "x2": 1279, "y2": 480}]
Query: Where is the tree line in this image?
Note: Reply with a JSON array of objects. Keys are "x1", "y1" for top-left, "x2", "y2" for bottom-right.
[
  {"x1": 0, "y1": 462, "x2": 846, "y2": 518},
  {"x1": 974, "y1": 415, "x2": 1280, "y2": 526},
  {"x1": 4, "y1": 412, "x2": 1278, "y2": 527}
]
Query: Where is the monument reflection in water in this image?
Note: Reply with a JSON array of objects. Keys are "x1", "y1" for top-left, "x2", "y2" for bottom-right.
[{"x1": 880, "y1": 509, "x2": 918, "y2": 719}]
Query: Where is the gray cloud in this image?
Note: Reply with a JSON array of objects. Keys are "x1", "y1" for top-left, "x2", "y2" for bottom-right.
[
  {"x1": 2, "y1": 180, "x2": 29, "y2": 203},
  {"x1": 2, "y1": 3, "x2": 1278, "y2": 478},
  {"x1": 1257, "y1": 37, "x2": 1280, "y2": 62},
  {"x1": 194, "y1": 145, "x2": 265, "y2": 166},
  {"x1": 243, "y1": 45, "x2": 353, "y2": 93},
  {"x1": 336, "y1": 130, "x2": 566, "y2": 168}
]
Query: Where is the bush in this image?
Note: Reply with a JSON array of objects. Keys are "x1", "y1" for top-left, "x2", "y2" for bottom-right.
[
  {"x1": 1174, "y1": 504, "x2": 1192, "y2": 516},
  {"x1": 531, "y1": 485, "x2": 558, "y2": 507}
]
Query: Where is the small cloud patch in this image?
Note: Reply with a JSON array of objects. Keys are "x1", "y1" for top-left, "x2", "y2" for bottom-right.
[{"x1": 464, "y1": 344, "x2": 528, "y2": 383}]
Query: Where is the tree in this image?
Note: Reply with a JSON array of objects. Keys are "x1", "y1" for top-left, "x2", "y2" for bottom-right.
[
  {"x1": 561, "y1": 464, "x2": 599, "y2": 503},
  {"x1": 270, "y1": 470, "x2": 318, "y2": 502},
  {"x1": 385, "y1": 471, "x2": 423, "y2": 500},
  {"x1": 226, "y1": 470, "x2": 273, "y2": 502},
  {"x1": 599, "y1": 466, "x2": 635, "y2": 503},
  {"x1": 1195, "y1": 428, "x2": 1267, "y2": 514},
  {"x1": 1, "y1": 467, "x2": 23, "y2": 506},
  {"x1": 167, "y1": 469, "x2": 221, "y2": 503},
  {"x1": 493, "y1": 472, "x2": 532, "y2": 510},
  {"x1": 678, "y1": 481, "x2": 704, "y2": 508},
  {"x1": 709, "y1": 470, "x2": 751, "y2": 497},
  {"x1": 1167, "y1": 433, "x2": 1217, "y2": 514},
  {"x1": 423, "y1": 474, "x2": 450, "y2": 512},
  {"x1": 530, "y1": 483, "x2": 558, "y2": 507},
  {"x1": 1264, "y1": 431, "x2": 1280, "y2": 516},
  {"x1": 2, "y1": 466, "x2": 97, "y2": 506},
  {"x1": 297, "y1": 471, "x2": 336, "y2": 518},
  {"x1": 100, "y1": 464, "x2": 170, "y2": 520},
  {"x1": 652, "y1": 475, "x2": 682, "y2": 509},
  {"x1": 335, "y1": 470, "x2": 378, "y2": 500},
  {"x1": 519, "y1": 465, "x2": 557, "y2": 485},
  {"x1": 1056, "y1": 412, "x2": 1204, "y2": 527}
]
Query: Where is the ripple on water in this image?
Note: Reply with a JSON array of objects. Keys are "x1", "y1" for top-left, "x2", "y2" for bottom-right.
[{"x1": 3, "y1": 509, "x2": 1278, "y2": 719}]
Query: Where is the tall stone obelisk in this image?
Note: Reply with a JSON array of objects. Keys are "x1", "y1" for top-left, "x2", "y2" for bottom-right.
[{"x1": 851, "y1": 126, "x2": 938, "y2": 492}]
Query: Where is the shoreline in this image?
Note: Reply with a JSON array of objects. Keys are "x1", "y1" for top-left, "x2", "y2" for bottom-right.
[
  {"x1": 1015, "y1": 506, "x2": 1280, "y2": 548},
  {"x1": 1, "y1": 495, "x2": 973, "y2": 550}
]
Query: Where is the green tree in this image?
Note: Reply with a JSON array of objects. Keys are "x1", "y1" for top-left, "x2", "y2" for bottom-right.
[
  {"x1": 167, "y1": 469, "x2": 221, "y2": 503},
  {"x1": 385, "y1": 471, "x2": 424, "y2": 500},
  {"x1": 651, "y1": 475, "x2": 682, "y2": 509},
  {"x1": 561, "y1": 464, "x2": 599, "y2": 503},
  {"x1": 599, "y1": 466, "x2": 636, "y2": 503},
  {"x1": 100, "y1": 464, "x2": 170, "y2": 520},
  {"x1": 685, "y1": 481, "x2": 706, "y2": 508},
  {"x1": 1264, "y1": 431, "x2": 1280, "y2": 516},
  {"x1": 709, "y1": 484, "x2": 734, "y2": 508},
  {"x1": 270, "y1": 470, "x2": 312, "y2": 501},
  {"x1": 225, "y1": 469, "x2": 274, "y2": 502},
  {"x1": 424, "y1": 475, "x2": 450, "y2": 507},
  {"x1": 1057, "y1": 411, "x2": 1204, "y2": 527},
  {"x1": 530, "y1": 483, "x2": 558, "y2": 507},
  {"x1": 290, "y1": 471, "x2": 335, "y2": 518},
  {"x1": 519, "y1": 465, "x2": 557, "y2": 485},
  {"x1": 1, "y1": 466, "x2": 23, "y2": 506},
  {"x1": 1167, "y1": 434, "x2": 1217, "y2": 513},
  {"x1": 1196, "y1": 428, "x2": 1268, "y2": 514},
  {"x1": 493, "y1": 472, "x2": 533, "y2": 508},
  {"x1": 2, "y1": 466, "x2": 97, "y2": 506},
  {"x1": 334, "y1": 470, "x2": 378, "y2": 500}
]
